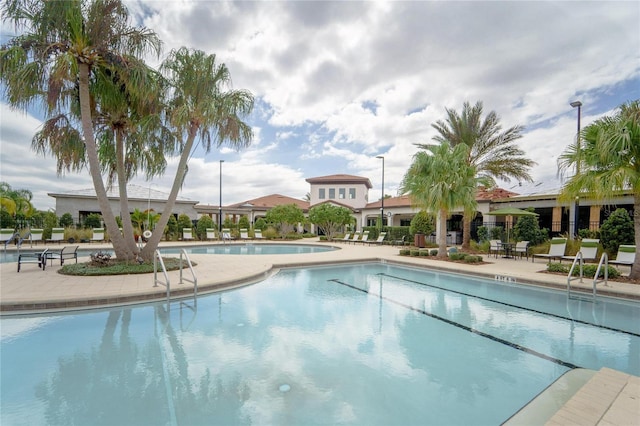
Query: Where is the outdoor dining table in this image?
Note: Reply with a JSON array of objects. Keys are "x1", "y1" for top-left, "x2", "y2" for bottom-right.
[{"x1": 500, "y1": 242, "x2": 515, "y2": 259}]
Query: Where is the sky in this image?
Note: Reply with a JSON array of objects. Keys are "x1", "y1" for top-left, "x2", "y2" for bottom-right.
[{"x1": 1, "y1": 0, "x2": 639, "y2": 212}]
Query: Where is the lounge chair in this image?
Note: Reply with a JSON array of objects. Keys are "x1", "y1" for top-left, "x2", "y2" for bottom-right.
[
  {"x1": 221, "y1": 228, "x2": 233, "y2": 242},
  {"x1": 206, "y1": 228, "x2": 218, "y2": 241},
  {"x1": 182, "y1": 228, "x2": 194, "y2": 241},
  {"x1": 338, "y1": 233, "x2": 351, "y2": 243},
  {"x1": 17, "y1": 248, "x2": 49, "y2": 272},
  {"x1": 254, "y1": 229, "x2": 265, "y2": 240},
  {"x1": 47, "y1": 245, "x2": 79, "y2": 266},
  {"x1": 354, "y1": 230, "x2": 370, "y2": 244},
  {"x1": 28, "y1": 228, "x2": 44, "y2": 245},
  {"x1": 609, "y1": 245, "x2": 636, "y2": 267},
  {"x1": 489, "y1": 240, "x2": 502, "y2": 258},
  {"x1": 514, "y1": 241, "x2": 530, "y2": 260},
  {"x1": 532, "y1": 238, "x2": 567, "y2": 263},
  {"x1": 47, "y1": 228, "x2": 65, "y2": 244},
  {"x1": 562, "y1": 238, "x2": 599, "y2": 263},
  {"x1": 369, "y1": 232, "x2": 387, "y2": 245},
  {"x1": 91, "y1": 228, "x2": 105, "y2": 243},
  {"x1": 1, "y1": 228, "x2": 17, "y2": 248},
  {"x1": 392, "y1": 235, "x2": 406, "y2": 247},
  {"x1": 240, "y1": 228, "x2": 250, "y2": 240},
  {"x1": 348, "y1": 232, "x2": 361, "y2": 244}
]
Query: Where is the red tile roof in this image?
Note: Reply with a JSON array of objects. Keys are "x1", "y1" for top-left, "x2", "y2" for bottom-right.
[{"x1": 366, "y1": 187, "x2": 518, "y2": 208}]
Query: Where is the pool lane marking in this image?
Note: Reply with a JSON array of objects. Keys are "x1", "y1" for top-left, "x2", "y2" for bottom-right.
[
  {"x1": 329, "y1": 278, "x2": 580, "y2": 370},
  {"x1": 378, "y1": 273, "x2": 639, "y2": 338}
]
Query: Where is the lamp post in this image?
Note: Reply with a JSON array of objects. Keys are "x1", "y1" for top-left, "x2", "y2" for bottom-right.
[
  {"x1": 219, "y1": 160, "x2": 224, "y2": 232},
  {"x1": 376, "y1": 155, "x2": 384, "y2": 230},
  {"x1": 570, "y1": 100, "x2": 582, "y2": 239}
]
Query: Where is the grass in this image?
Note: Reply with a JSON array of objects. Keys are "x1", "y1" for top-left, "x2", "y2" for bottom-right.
[{"x1": 60, "y1": 257, "x2": 195, "y2": 276}]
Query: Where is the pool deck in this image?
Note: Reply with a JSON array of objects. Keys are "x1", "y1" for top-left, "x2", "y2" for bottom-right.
[{"x1": 1, "y1": 239, "x2": 639, "y2": 424}]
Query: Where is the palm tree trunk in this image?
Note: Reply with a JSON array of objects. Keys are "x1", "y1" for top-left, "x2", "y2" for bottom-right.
[
  {"x1": 78, "y1": 63, "x2": 134, "y2": 261},
  {"x1": 437, "y1": 209, "x2": 448, "y2": 258},
  {"x1": 462, "y1": 214, "x2": 471, "y2": 249},
  {"x1": 115, "y1": 130, "x2": 140, "y2": 256},
  {"x1": 631, "y1": 195, "x2": 639, "y2": 280},
  {"x1": 139, "y1": 124, "x2": 198, "y2": 262}
]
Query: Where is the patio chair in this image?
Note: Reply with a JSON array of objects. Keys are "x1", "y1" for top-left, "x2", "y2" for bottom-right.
[
  {"x1": 91, "y1": 228, "x2": 105, "y2": 243},
  {"x1": 369, "y1": 232, "x2": 387, "y2": 245},
  {"x1": 240, "y1": 228, "x2": 250, "y2": 240},
  {"x1": 206, "y1": 228, "x2": 218, "y2": 241},
  {"x1": 254, "y1": 229, "x2": 265, "y2": 240},
  {"x1": 17, "y1": 248, "x2": 49, "y2": 272},
  {"x1": 562, "y1": 238, "x2": 599, "y2": 263},
  {"x1": 514, "y1": 241, "x2": 530, "y2": 260},
  {"x1": 348, "y1": 232, "x2": 361, "y2": 244},
  {"x1": 392, "y1": 235, "x2": 406, "y2": 247},
  {"x1": 221, "y1": 228, "x2": 233, "y2": 242},
  {"x1": 182, "y1": 228, "x2": 194, "y2": 241},
  {"x1": 338, "y1": 233, "x2": 351, "y2": 243},
  {"x1": 47, "y1": 228, "x2": 65, "y2": 244},
  {"x1": 609, "y1": 245, "x2": 636, "y2": 267},
  {"x1": 489, "y1": 240, "x2": 502, "y2": 258},
  {"x1": 47, "y1": 245, "x2": 79, "y2": 266},
  {"x1": 354, "y1": 230, "x2": 370, "y2": 244},
  {"x1": 29, "y1": 229, "x2": 44, "y2": 245},
  {"x1": 532, "y1": 238, "x2": 567, "y2": 264}
]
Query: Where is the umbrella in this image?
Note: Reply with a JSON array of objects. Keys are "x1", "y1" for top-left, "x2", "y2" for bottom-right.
[{"x1": 485, "y1": 207, "x2": 539, "y2": 241}]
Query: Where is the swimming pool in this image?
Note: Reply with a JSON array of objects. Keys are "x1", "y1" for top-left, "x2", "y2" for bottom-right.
[
  {"x1": 0, "y1": 243, "x2": 336, "y2": 263},
  {"x1": 1, "y1": 263, "x2": 638, "y2": 425}
]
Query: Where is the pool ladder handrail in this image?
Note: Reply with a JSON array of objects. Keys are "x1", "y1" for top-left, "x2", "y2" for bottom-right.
[
  {"x1": 153, "y1": 249, "x2": 198, "y2": 299},
  {"x1": 567, "y1": 251, "x2": 609, "y2": 302}
]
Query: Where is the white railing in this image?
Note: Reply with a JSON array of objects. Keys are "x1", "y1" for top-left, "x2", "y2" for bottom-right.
[
  {"x1": 178, "y1": 249, "x2": 198, "y2": 297},
  {"x1": 567, "y1": 251, "x2": 584, "y2": 299},
  {"x1": 592, "y1": 253, "x2": 609, "y2": 301},
  {"x1": 153, "y1": 249, "x2": 171, "y2": 299}
]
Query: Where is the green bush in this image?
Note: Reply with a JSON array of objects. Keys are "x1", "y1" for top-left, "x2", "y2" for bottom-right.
[
  {"x1": 410, "y1": 249, "x2": 420, "y2": 256},
  {"x1": 238, "y1": 215, "x2": 250, "y2": 230},
  {"x1": 399, "y1": 249, "x2": 410, "y2": 256},
  {"x1": 430, "y1": 249, "x2": 439, "y2": 256},
  {"x1": 547, "y1": 263, "x2": 568, "y2": 273},
  {"x1": 546, "y1": 262, "x2": 621, "y2": 279},
  {"x1": 419, "y1": 250, "x2": 430, "y2": 256},
  {"x1": 254, "y1": 217, "x2": 267, "y2": 230},
  {"x1": 410, "y1": 211, "x2": 434, "y2": 237},
  {"x1": 449, "y1": 252, "x2": 466, "y2": 261},
  {"x1": 177, "y1": 213, "x2": 192, "y2": 232},
  {"x1": 195, "y1": 215, "x2": 214, "y2": 240},
  {"x1": 59, "y1": 213, "x2": 74, "y2": 228},
  {"x1": 490, "y1": 226, "x2": 504, "y2": 240},
  {"x1": 84, "y1": 213, "x2": 102, "y2": 229},
  {"x1": 513, "y1": 211, "x2": 548, "y2": 245},
  {"x1": 463, "y1": 255, "x2": 482, "y2": 263},
  {"x1": 599, "y1": 208, "x2": 634, "y2": 254},
  {"x1": 477, "y1": 226, "x2": 488, "y2": 242}
]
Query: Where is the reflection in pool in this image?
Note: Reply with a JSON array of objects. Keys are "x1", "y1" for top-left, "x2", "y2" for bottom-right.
[{"x1": 1, "y1": 263, "x2": 638, "y2": 425}]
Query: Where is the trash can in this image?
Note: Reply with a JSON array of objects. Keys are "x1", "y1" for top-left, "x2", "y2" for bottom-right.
[{"x1": 414, "y1": 233, "x2": 426, "y2": 248}]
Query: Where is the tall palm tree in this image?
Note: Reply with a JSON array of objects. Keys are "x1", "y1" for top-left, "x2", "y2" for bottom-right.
[
  {"x1": 400, "y1": 143, "x2": 485, "y2": 258},
  {"x1": 558, "y1": 100, "x2": 640, "y2": 279},
  {"x1": 1, "y1": 0, "x2": 162, "y2": 261},
  {"x1": 430, "y1": 101, "x2": 535, "y2": 248},
  {"x1": 0, "y1": 182, "x2": 35, "y2": 226},
  {"x1": 139, "y1": 48, "x2": 254, "y2": 261}
]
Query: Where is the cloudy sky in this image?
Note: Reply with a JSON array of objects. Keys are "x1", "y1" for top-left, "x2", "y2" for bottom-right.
[{"x1": 1, "y1": 0, "x2": 638, "y2": 211}]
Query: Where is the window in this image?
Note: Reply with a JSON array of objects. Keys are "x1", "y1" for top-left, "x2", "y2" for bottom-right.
[
  {"x1": 339, "y1": 188, "x2": 345, "y2": 199},
  {"x1": 349, "y1": 188, "x2": 356, "y2": 199},
  {"x1": 319, "y1": 188, "x2": 325, "y2": 199},
  {"x1": 329, "y1": 188, "x2": 335, "y2": 199}
]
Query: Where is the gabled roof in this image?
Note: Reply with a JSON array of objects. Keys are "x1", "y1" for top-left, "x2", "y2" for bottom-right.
[
  {"x1": 305, "y1": 174, "x2": 373, "y2": 189},
  {"x1": 312, "y1": 199, "x2": 357, "y2": 212},
  {"x1": 226, "y1": 194, "x2": 309, "y2": 211},
  {"x1": 365, "y1": 187, "x2": 518, "y2": 209},
  {"x1": 48, "y1": 184, "x2": 196, "y2": 203}
]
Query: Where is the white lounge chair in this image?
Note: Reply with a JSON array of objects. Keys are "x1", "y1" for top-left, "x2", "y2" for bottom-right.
[
  {"x1": 91, "y1": 228, "x2": 105, "y2": 243},
  {"x1": 221, "y1": 228, "x2": 233, "y2": 242},
  {"x1": 206, "y1": 228, "x2": 218, "y2": 241},
  {"x1": 46, "y1": 245, "x2": 79, "y2": 266},
  {"x1": 29, "y1": 228, "x2": 44, "y2": 245},
  {"x1": 355, "y1": 230, "x2": 370, "y2": 244},
  {"x1": 514, "y1": 241, "x2": 530, "y2": 260},
  {"x1": 254, "y1": 229, "x2": 265, "y2": 239},
  {"x1": 532, "y1": 238, "x2": 567, "y2": 263},
  {"x1": 240, "y1": 228, "x2": 250, "y2": 240},
  {"x1": 338, "y1": 233, "x2": 351, "y2": 243},
  {"x1": 562, "y1": 238, "x2": 599, "y2": 263},
  {"x1": 1, "y1": 228, "x2": 16, "y2": 246},
  {"x1": 369, "y1": 232, "x2": 387, "y2": 245},
  {"x1": 348, "y1": 232, "x2": 361, "y2": 244},
  {"x1": 182, "y1": 228, "x2": 194, "y2": 241},
  {"x1": 489, "y1": 240, "x2": 502, "y2": 258},
  {"x1": 47, "y1": 228, "x2": 65, "y2": 244},
  {"x1": 609, "y1": 245, "x2": 636, "y2": 267}
]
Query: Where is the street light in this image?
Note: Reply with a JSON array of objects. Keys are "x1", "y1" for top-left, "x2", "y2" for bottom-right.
[
  {"x1": 570, "y1": 100, "x2": 582, "y2": 239},
  {"x1": 219, "y1": 160, "x2": 224, "y2": 232},
  {"x1": 376, "y1": 155, "x2": 384, "y2": 230}
]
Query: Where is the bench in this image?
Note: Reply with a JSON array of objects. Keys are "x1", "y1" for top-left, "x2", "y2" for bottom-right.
[
  {"x1": 46, "y1": 245, "x2": 79, "y2": 266},
  {"x1": 17, "y1": 249, "x2": 49, "y2": 272}
]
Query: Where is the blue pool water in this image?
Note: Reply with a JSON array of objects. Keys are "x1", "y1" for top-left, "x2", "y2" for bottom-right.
[
  {"x1": 1, "y1": 263, "x2": 638, "y2": 425},
  {"x1": 0, "y1": 243, "x2": 335, "y2": 263}
]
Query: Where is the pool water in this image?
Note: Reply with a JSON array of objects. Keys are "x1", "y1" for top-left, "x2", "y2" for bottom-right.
[
  {"x1": 1, "y1": 263, "x2": 638, "y2": 425},
  {"x1": 0, "y1": 243, "x2": 335, "y2": 263}
]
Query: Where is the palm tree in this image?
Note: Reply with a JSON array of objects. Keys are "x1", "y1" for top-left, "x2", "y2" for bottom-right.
[
  {"x1": 1, "y1": 0, "x2": 162, "y2": 261},
  {"x1": 430, "y1": 101, "x2": 535, "y2": 248},
  {"x1": 400, "y1": 143, "x2": 484, "y2": 258},
  {"x1": 558, "y1": 100, "x2": 640, "y2": 279},
  {"x1": 0, "y1": 182, "x2": 35, "y2": 227},
  {"x1": 139, "y1": 48, "x2": 254, "y2": 261}
]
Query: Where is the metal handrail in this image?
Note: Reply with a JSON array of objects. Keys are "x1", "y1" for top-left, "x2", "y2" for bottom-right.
[
  {"x1": 592, "y1": 252, "x2": 609, "y2": 301},
  {"x1": 3, "y1": 231, "x2": 20, "y2": 250},
  {"x1": 567, "y1": 251, "x2": 584, "y2": 298},
  {"x1": 178, "y1": 249, "x2": 198, "y2": 298},
  {"x1": 153, "y1": 249, "x2": 171, "y2": 299}
]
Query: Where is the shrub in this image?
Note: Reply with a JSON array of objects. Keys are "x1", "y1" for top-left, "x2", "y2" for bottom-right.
[
  {"x1": 547, "y1": 263, "x2": 568, "y2": 273},
  {"x1": 463, "y1": 255, "x2": 482, "y2": 263},
  {"x1": 513, "y1": 212, "x2": 548, "y2": 245},
  {"x1": 449, "y1": 252, "x2": 466, "y2": 261},
  {"x1": 59, "y1": 213, "x2": 74, "y2": 228},
  {"x1": 476, "y1": 226, "x2": 489, "y2": 242},
  {"x1": 490, "y1": 226, "x2": 504, "y2": 240},
  {"x1": 399, "y1": 249, "x2": 410, "y2": 256},
  {"x1": 429, "y1": 249, "x2": 439, "y2": 256},
  {"x1": 599, "y1": 208, "x2": 634, "y2": 254},
  {"x1": 410, "y1": 211, "x2": 434, "y2": 237},
  {"x1": 262, "y1": 226, "x2": 279, "y2": 239},
  {"x1": 195, "y1": 215, "x2": 214, "y2": 240},
  {"x1": 254, "y1": 217, "x2": 267, "y2": 230},
  {"x1": 581, "y1": 264, "x2": 620, "y2": 279},
  {"x1": 419, "y1": 250, "x2": 430, "y2": 256},
  {"x1": 84, "y1": 213, "x2": 102, "y2": 229},
  {"x1": 410, "y1": 249, "x2": 420, "y2": 256},
  {"x1": 238, "y1": 215, "x2": 250, "y2": 230}
]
